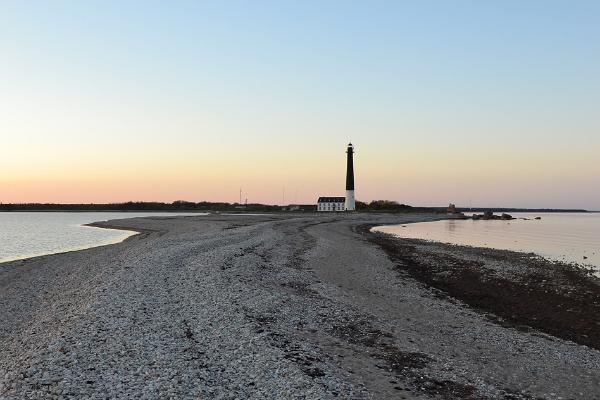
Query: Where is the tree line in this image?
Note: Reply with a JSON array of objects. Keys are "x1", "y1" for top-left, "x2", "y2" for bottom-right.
[
  {"x1": 0, "y1": 201, "x2": 283, "y2": 212},
  {"x1": 0, "y1": 200, "x2": 437, "y2": 213}
]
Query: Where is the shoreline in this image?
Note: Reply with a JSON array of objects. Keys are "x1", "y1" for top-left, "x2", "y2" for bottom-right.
[
  {"x1": 372, "y1": 215, "x2": 599, "y2": 273},
  {"x1": 363, "y1": 224, "x2": 600, "y2": 350},
  {"x1": 372, "y1": 225, "x2": 599, "y2": 275},
  {"x1": 0, "y1": 224, "x2": 140, "y2": 266},
  {"x1": 2, "y1": 213, "x2": 599, "y2": 399},
  {"x1": 0, "y1": 212, "x2": 203, "y2": 266}
]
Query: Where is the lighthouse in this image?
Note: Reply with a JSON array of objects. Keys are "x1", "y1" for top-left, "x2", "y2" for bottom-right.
[
  {"x1": 345, "y1": 143, "x2": 356, "y2": 211},
  {"x1": 315, "y1": 143, "x2": 357, "y2": 212}
]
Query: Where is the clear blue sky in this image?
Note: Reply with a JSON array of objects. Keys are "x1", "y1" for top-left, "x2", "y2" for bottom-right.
[{"x1": 1, "y1": 1, "x2": 599, "y2": 208}]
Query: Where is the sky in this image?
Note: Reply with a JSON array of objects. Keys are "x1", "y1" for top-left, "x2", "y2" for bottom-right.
[{"x1": 1, "y1": 1, "x2": 599, "y2": 209}]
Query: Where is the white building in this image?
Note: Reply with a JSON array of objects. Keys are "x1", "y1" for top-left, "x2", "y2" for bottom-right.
[{"x1": 317, "y1": 197, "x2": 345, "y2": 212}]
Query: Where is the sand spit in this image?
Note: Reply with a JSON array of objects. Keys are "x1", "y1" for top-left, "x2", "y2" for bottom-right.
[{"x1": 1, "y1": 213, "x2": 599, "y2": 399}]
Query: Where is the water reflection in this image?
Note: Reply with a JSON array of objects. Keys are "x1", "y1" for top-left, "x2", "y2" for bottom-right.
[{"x1": 445, "y1": 220, "x2": 457, "y2": 233}]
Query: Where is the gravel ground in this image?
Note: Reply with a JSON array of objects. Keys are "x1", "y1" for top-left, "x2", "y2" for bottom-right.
[{"x1": 1, "y1": 213, "x2": 599, "y2": 399}]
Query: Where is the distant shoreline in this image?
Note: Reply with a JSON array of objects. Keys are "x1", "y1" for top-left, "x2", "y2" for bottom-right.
[
  {"x1": 457, "y1": 208, "x2": 590, "y2": 213},
  {"x1": 0, "y1": 202, "x2": 590, "y2": 213}
]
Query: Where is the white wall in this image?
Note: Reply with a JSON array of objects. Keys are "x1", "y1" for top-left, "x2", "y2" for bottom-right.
[{"x1": 317, "y1": 202, "x2": 345, "y2": 212}]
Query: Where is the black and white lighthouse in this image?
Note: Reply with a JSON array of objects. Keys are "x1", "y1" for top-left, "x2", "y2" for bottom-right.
[{"x1": 345, "y1": 143, "x2": 356, "y2": 211}]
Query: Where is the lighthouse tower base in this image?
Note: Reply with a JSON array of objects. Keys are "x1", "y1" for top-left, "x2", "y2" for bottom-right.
[{"x1": 345, "y1": 190, "x2": 355, "y2": 211}]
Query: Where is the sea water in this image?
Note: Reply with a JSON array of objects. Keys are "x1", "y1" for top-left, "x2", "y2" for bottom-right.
[
  {"x1": 0, "y1": 212, "x2": 204, "y2": 263},
  {"x1": 373, "y1": 212, "x2": 600, "y2": 272}
]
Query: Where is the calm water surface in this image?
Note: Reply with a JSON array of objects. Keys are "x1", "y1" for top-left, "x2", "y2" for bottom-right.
[
  {"x1": 374, "y1": 213, "x2": 600, "y2": 271},
  {"x1": 0, "y1": 212, "x2": 205, "y2": 263}
]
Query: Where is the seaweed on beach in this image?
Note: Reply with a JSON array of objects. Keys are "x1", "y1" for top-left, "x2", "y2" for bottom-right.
[{"x1": 362, "y1": 224, "x2": 600, "y2": 351}]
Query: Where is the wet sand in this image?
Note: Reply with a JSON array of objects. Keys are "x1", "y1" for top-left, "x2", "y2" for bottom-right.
[{"x1": 1, "y1": 213, "x2": 599, "y2": 399}]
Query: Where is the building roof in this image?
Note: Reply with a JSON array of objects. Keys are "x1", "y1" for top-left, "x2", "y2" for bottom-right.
[{"x1": 317, "y1": 197, "x2": 345, "y2": 203}]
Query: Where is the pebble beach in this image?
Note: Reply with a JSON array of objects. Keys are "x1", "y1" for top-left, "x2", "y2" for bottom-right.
[{"x1": 1, "y1": 213, "x2": 599, "y2": 399}]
